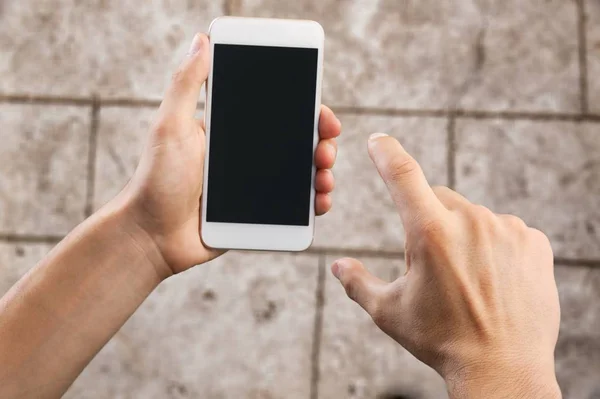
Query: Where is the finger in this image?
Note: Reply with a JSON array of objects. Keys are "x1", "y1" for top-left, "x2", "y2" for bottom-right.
[
  {"x1": 315, "y1": 139, "x2": 337, "y2": 169},
  {"x1": 368, "y1": 133, "x2": 445, "y2": 227},
  {"x1": 315, "y1": 169, "x2": 335, "y2": 193},
  {"x1": 332, "y1": 258, "x2": 388, "y2": 315},
  {"x1": 315, "y1": 193, "x2": 332, "y2": 216},
  {"x1": 160, "y1": 33, "x2": 210, "y2": 120},
  {"x1": 432, "y1": 186, "x2": 470, "y2": 210},
  {"x1": 319, "y1": 105, "x2": 342, "y2": 139}
]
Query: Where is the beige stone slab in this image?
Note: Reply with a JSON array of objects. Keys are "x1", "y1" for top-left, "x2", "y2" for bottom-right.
[
  {"x1": 318, "y1": 255, "x2": 447, "y2": 399},
  {"x1": 0, "y1": 243, "x2": 53, "y2": 296},
  {"x1": 314, "y1": 115, "x2": 448, "y2": 251},
  {"x1": 0, "y1": 104, "x2": 90, "y2": 235},
  {"x1": 232, "y1": 0, "x2": 578, "y2": 112},
  {"x1": 587, "y1": 0, "x2": 600, "y2": 113},
  {"x1": 455, "y1": 119, "x2": 600, "y2": 260},
  {"x1": 555, "y1": 264, "x2": 600, "y2": 399},
  {"x1": 0, "y1": 1, "x2": 222, "y2": 100},
  {"x1": 455, "y1": 0, "x2": 579, "y2": 112},
  {"x1": 65, "y1": 251, "x2": 319, "y2": 399}
]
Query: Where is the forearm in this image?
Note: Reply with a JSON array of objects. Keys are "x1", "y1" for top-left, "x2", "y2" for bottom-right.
[{"x1": 0, "y1": 197, "x2": 169, "y2": 398}]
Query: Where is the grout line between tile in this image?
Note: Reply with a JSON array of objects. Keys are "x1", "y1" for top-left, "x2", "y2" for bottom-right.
[
  {"x1": 0, "y1": 232, "x2": 598, "y2": 269},
  {"x1": 447, "y1": 116, "x2": 457, "y2": 190},
  {"x1": 84, "y1": 98, "x2": 101, "y2": 217},
  {"x1": 332, "y1": 106, "x2": 600, "y2": 123},
  {"x1": 305, "y1": 248, "x2": 600, "y2": 269},
  {"x1": 3, "y1": 93, "x2": 600, "y2": 123},
  {"x1": 102, "y1": 98, "x2": 163, "y2": 108},
  {"x1": 0, "y1": 234, "x2": 63, "y2": 245},
  {"x1": 554, "y1": 257, "x2": 600, "y2": 268},
  {"x1": 0, "y1": 93, "x2": 203, "y2": 109},
  {"x1": 223, "y1": 0, "x2": 242, "y2": 15},
  {"x1": 223, "y1": 0, "x2": 231, "y2": 14},
  {"x1": 0, "y1": 94, "x2": 93, "y2": 106},
  {"x1": 306, "y1": 246, "x2": 406, "y2": 260},
  {"x1": 577, "y1": 0, "x2": 590, "y2": 114},
  {"x1": 0, "y1": 94, "x2": 162, "y2": 108},
  {"x1": 309, "y1": 255, "x2": 326, "y2": 399}
]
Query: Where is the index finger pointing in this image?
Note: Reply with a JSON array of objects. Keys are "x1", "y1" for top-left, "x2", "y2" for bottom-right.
[{"x1": 368, "y1": 133, "x2": 445, "y2": 227}]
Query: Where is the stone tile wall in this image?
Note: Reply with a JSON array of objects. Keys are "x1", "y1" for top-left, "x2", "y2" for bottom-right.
[{"x1": 1, "y1": 1, "x2": 599, "y2": 398}]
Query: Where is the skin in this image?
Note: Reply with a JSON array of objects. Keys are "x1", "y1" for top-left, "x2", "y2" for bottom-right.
[
  {"x1": 332, "y1": 133, "x2": 562, "y2": 398},
  {"x1": 0, "y1": 33, "x2": 341, "y2": 398}
]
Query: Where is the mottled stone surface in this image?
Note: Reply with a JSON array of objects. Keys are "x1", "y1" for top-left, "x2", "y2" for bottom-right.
[
  {"x1": 319, "y1": 255, "x2": 447, "y2": 399},
  {"x1": 587, "y1": 0, "x2": 600, "y2": 113},
  {"x1": 455, "y1": 119, "x2": 600, "y2": 259},
  {"x1": 0, "y1": 104, "x2": 89, "y2": 235},
  {"x1": 233, "y1": 0, "x2": 579, "y2": 111},
  {"x1": 65, "y1": 252, "x2": 319, "y2": 399},
  {"x1": 314, "y1": 115, "x2": 447, "y2": 251},
  {"x1": 0, "y1": 0, "x2": 222, "y2": 99},
  {"x1": 555, "y1": 264, "x2": 600, "y2": 399},
  {"x1": 0, "y1": 1, "x2": 598, "y2": 398},
  {"x1": 0, "y1": 243, "x2": 53, "y2": 296}
]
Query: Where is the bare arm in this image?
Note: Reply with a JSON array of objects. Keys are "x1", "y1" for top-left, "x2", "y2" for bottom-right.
[
  {"x1": 0, "y1": 199, "x2": 166, "y2": 397},
  {"x1": 0, "y1": 33, "x2": 341, "y2": 398}
]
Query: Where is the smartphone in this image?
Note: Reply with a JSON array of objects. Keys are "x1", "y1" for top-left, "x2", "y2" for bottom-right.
[{"x1": 201, "y1": 17, "x2": 324, "y2": 251}]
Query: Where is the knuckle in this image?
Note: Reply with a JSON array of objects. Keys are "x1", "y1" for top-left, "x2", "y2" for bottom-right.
[
  {"x1": 464, "y1": 205, "x2": 503, "y2": 237},
  {"x1": 152, "y1": 114, "x2": 183, "y2": 139},
  {"x1": 172, "y1": 63, "x2": 203, "y2": 89},
  {"x1": 431, "y1": 185, "x2": 455, "y2": 203},
  {"x1": 465, "y1": 205, "x2": 496, "y2": 228},
  {"x1": 500, "y1": 214, "x2": 527, "y2": 230},
  {"x1": 471, "y1": 204, "x2": 495, "y2": 219},
  {"x1": 529, "y1": 227, "x2": 553, "y2": 249},
  {"x1": 171, "y1": 68, "x2": 188, "y2": 86},
  {"x1": 528, "y1": 228, "x2": 554, "y2": 263},
  {"x1": 416, "y1": 219, "x2": 450, "y2": 248},
  {"x1": 431, "y1": 185, "x2": 450, "y2": 195},
  {"x1": 152, "y1": 119, "x2": 172, "y2": 139},
  {"x1": 385, "y1": 155, "x2": 420, "y2": 183}
]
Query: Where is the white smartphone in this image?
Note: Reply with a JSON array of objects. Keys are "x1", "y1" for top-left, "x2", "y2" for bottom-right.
[{"x1": 201, "y1": 17, "x2": 325, "y2": 251}]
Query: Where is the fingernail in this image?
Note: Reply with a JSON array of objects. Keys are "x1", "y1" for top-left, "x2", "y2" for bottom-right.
[
  {"x1": 369, "y1": 132, "x2": 388, "y2": 141},
  {"x1": 188, "y1": 33, "x2": 203, "y2": 56},
  {"x1": 332, "y1": 261, "x2": 343, "y2": 279}
]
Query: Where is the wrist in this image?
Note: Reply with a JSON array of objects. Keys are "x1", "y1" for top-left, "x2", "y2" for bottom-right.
[
  {"x1": 96, "y1": 195, "x2": 173, "y2": 282},
  {"x1": 444, "y1": 357, "x2": 561, "y2": 399}
]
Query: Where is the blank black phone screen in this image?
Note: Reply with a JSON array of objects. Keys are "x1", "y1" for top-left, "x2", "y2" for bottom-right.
[{"x1": 206, "y1": 44, "x2": 319, "y2": 226}]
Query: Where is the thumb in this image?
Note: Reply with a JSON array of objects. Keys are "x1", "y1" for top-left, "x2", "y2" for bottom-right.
[
  {"x1": 160, "y1": 33, "x2": 211, "y2": 119},
  {"x1": 332, "y1": 258, "x2": 388, "y2": 316}
]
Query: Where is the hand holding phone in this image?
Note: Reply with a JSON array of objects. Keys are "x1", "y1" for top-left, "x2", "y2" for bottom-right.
[
  {"x1": 201, "y1": 17, "x2": 327, "y2": 251},
  {"x1": 116, "y1": 28, "x2": 339, "y2": 274}
]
